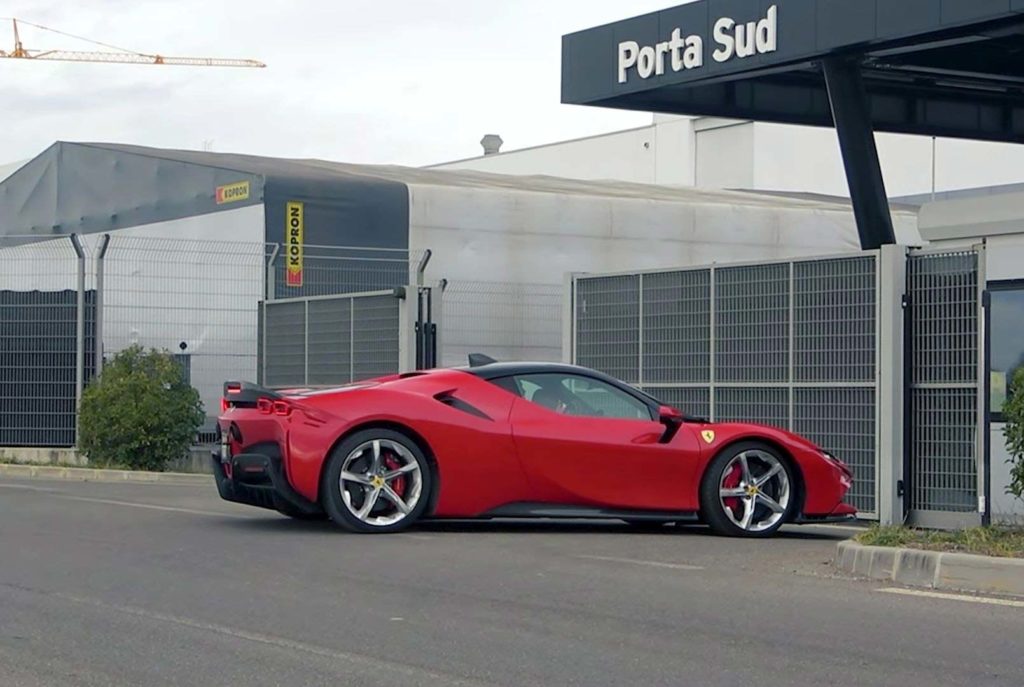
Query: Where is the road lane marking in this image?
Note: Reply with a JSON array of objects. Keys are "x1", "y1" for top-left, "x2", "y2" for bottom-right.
[
  {"x1": 576, "y1": 555, "x2": 704, "y2": 571},
  {"x1": 0, "y1": 482, "x2": 252, "y2": 519},
  {"x1": 877, "y1": 588, "x2": 1024, "y2": 608},
  {"x1": 0, "y1": 583, "x2": 498, "y2": 687},
  {"x1": 58, "y1": 495, "x2": 255, "y2": 519}
]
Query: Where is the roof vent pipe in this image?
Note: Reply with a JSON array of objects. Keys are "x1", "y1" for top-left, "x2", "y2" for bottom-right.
[{"x1": 481, "y1": 134, "x2": 503, "y2": 156}]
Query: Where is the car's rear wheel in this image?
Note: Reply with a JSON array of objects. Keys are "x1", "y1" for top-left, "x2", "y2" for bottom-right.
[
  {"x1": 700, "y1": 442, "x2": 795, "y2": 538},
  {"x1": 322, "y1": 429, "x2": 432, "y2": 534}
]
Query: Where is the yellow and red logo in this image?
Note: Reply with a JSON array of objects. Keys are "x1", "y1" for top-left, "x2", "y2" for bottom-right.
[
  {"x1": 215, "y1": 181, "x2": 250, "y2": 205},
  {"x1": 701, "y1": 430, "x2": 716, "y2": 444},
  {"x1": 286, "y1": 202, "x2": 304, "y2": 288}
]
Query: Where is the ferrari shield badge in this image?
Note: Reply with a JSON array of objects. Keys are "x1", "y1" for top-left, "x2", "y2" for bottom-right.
[{"x1": 701, "y1": 430, "x2": 716, "y2": 444}]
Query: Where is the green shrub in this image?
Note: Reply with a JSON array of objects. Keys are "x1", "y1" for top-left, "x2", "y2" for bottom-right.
[
  {"x1": 1006, "y1": 367, "x2": 1024, "y2": 503},
  {"x1": 78, "y1": 345, "x2": 205, "y2": 471}
]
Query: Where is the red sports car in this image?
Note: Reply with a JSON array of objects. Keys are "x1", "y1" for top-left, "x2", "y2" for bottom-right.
[{"x1": 213, "y1": 358, "x2": 856, "y2": 537}]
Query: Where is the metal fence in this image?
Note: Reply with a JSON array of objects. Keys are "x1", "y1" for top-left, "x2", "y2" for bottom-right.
[
  {"x1": 259, "y1": 291, "x2": 402, "y2": 388},
  {"x1": 0, "y1": 236, "x2": 95, "y2": 447},
  {"x1": 441, "y1": 280, "x2": 563, "y2": 368},
  {"x1": 572, "y1": 253, "x2": 881, "y2": 516},
  {"x1": 906, "y1": 248, "x2": 984, "y2": 528},
  {"x1": 0, "y1": 234, "x2": 428, "y2": 447}
]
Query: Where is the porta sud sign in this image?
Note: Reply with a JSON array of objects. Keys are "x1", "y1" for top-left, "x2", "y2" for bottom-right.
[{"x1": 618, "y1": 5, "x2": 777, "y2": 84}]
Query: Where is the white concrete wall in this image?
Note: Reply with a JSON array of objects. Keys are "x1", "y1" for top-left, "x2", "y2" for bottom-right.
[
  {"x1": 430, "y1": 116, "x2": 1024, "y2": 199},
  {"x1": 432, "y1": 127, "x2": 663, "y2": 184},
  {"x1": 695, "y1": 121, "x2": 754, "y2": 189}
]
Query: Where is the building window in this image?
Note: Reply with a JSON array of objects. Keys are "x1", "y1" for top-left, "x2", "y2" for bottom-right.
[{"x1": 990, "y1": 282, "x2": 1024, "y2": 422}]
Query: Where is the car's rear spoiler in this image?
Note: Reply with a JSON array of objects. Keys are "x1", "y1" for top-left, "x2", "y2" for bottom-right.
[{"x1": 223, "y1": 381, "x2": 281, "y2": 408}]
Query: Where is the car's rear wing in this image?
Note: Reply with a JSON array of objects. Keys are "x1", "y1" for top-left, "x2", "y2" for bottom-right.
[{"x1": 222, "y1": 381, "x2": 282, "y2": 409}]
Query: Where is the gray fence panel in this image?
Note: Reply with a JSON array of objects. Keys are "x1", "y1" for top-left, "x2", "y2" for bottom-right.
[
  {"x1": 352, "y1": 295, "x2": 400, "y2": 381},
  {"x1": 794, "y1": 257, "x2": 877, "y2": 383},
  {"x1": 794, "y1": 387, "x2": 877, "y2": 513},
  {"x1": 308, "y1": 298, "x2": 353, "y2": 386},
  {"x1": 263, "y1": 301, "x2": 307, "y2": 388},
  {"x1": 907, "y1": 251, "x2": 981, "y2": 520},
  {"x1": 642, "y1": 270, "x2": 711, "y2": 384},
  {"x1": 715, "y1": 264, "x2": 789, "y2": 383},
  {"x1": 715, "y1": 387, "x2": 789, "y2": 428},
  {"x1": 575, "y1": 275, "x2": 640, "y2": 384},
  {"x1": 262, "y1": 292, "x2": 401, "y2": 389},
  {"x1": 643, "y1": 387, "x2": 712, "y2": 422}
]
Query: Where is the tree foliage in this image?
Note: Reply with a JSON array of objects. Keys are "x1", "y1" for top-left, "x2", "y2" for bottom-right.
[
  {"x1": 78, "y1": 345, "x2": 205, "y2": 471},
  {"x1": 1005, "y1": 367, "x2": 1024, "y2": 503}
]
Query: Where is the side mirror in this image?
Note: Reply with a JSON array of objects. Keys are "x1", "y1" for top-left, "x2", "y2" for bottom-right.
[{"x1": 658, "y1": 405, "x2": 684, "y2": 444}]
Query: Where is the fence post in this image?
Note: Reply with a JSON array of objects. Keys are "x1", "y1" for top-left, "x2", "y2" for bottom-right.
[
  {"x1": 415, "y1": 249, "x2": 432, "y2": 287},
  {"x1": 266, "y1": 243, "x2": 280, "y2": 301},
  {"x1": 877, "y1": 245, "x2": 907, "y2": 526},
  {"x1": 95, "y1": 234, "x2": 111, "y2": 377},
  {"x1": 69, "y1": 234, "x2": 86, "y2": 444}
]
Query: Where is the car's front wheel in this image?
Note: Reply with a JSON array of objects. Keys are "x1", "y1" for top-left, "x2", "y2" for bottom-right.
[
  {"x1": 700, "y1": 441, "x2": 795, "y2": 538},
  {"x1": 322, "y1": 429, "x2": 432, "y2": 534}
]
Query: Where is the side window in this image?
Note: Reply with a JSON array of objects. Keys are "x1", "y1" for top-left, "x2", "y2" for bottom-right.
[{"x1": 515, "y1": 373, "x2": 652, "y2": 421}]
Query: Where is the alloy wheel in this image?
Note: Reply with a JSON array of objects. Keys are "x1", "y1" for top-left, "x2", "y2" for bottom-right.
[
  {"x1": 339, "y1": 439, "x2": 423, "y2": 528},
  {"x1": 718, "y1": 449, "x2": 791, "y2": 533}
]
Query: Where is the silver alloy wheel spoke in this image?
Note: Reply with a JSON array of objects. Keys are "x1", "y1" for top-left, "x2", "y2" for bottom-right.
[
  {"x1": 739, "y1": 497, "x2": 756, "y2": 529},
  {"x1": 720, "y1": 487, "x2": 747, "y2": 498},
  {"x1": 754, "y1": 463, "x2": 782, "y2": 488},
  {"x1": 357, "y1": 488, "x2": 381, "y2": 519},
  {"x1": 384, "y1": 463, "x2": 418, "y2": 480},
  {"x1": 757, "y1": 493, "x2": 785, "y2": 514},
  {"x1": 380, "y1": 485, "x2": 411, "y2": 514},
  {"x1": 341, "y1": 471, "x2": 372, "y2": 486}
]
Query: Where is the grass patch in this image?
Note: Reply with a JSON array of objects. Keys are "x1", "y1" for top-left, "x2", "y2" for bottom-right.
[{"x1": 857, "y1": 525, "x2": 1024, "y2": 559}]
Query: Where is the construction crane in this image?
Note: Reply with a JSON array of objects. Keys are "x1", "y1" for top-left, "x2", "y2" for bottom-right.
[{"x1": 0, "y1": 18, "x2": 265, "y2": 68}]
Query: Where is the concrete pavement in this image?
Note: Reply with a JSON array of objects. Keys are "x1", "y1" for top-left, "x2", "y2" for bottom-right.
[{"x1": 1, "y1": 477, "x2": 1022, "y2": 686}]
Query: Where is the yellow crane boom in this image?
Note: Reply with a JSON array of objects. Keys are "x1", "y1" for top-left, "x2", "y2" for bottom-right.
[{"x1": 0, "y1": 18, "x2": 266, "y2": 68}]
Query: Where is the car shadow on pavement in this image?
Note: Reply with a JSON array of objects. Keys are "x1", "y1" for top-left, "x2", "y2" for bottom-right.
[{"x1": 217, "y1": 515, "x2": 847, "y2": 541}]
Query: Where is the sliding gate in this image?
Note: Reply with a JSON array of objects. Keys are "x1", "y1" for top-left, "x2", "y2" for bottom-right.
[
  {"x1": 571, "y1": 253, "x2": 881, "y2": 518},
  {"x1": 257, "y1": 284, "x2": 442, "y2": 389},
  {"x1": 905, "y1": 248, "x2": 985, "y2": 529}
]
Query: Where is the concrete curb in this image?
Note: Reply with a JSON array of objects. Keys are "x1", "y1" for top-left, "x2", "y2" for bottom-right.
[
  {"x1": 836, "y1": 540, "x2": 1024, "y2": 598},
  {"x1": 0, "y1": 463, "x2": 211, "y2": 485}
]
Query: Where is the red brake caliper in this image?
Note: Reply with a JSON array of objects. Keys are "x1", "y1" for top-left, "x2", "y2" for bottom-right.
[
  {"x1": 384, "y1": 455, "x2": 406, "y2": 499},
  {"x1": 722, "y1": 464, "x2": 742, "y2": 516}
]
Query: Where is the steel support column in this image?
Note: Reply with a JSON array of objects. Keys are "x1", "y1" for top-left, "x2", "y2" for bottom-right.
[{"x1": 823, "y1": 58, "x2": 897, "y2": 251}]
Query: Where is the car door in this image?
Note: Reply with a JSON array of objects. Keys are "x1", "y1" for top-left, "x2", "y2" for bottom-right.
[{"x1": 506, "y1": 372, "x2": 701, "y2": 511}]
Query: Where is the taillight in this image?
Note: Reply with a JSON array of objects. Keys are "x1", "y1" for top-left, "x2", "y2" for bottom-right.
[
  {"x1": 257, "y1": 398, "x2": 273, "y2": 414},
  {"x1": 272, "y1": 400, "x2": 291, "y2": 416},
  {"x1": 220, "y1": 397, "x2": 229, "y2": 413}
]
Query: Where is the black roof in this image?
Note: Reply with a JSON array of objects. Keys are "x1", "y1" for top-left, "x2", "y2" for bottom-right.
[
  {"x1": 462, "y1": 361, "x2": 606, "y2": 381},
  {"x1": 563, "y1": 1, "x2": 1024, "y2": 143}
]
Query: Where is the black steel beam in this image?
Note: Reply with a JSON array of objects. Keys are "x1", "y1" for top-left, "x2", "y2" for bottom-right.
[{"x1": 823, "y1": 58, "x2": 897, "y2": 250}]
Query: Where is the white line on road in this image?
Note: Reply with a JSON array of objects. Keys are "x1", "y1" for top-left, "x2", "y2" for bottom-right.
[
  {"x1": 58, "y1": 495, "x2": 254, "y2": 519},
  {"x1": 576, "y1": 555, "x2": 704, "y2": 571},
  {"x1": 878, "y1": 588, "x2": 1024, "y2": 609}
]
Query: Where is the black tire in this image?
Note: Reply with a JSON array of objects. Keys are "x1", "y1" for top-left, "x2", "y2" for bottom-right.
[
  {"x1": 699, "y1": 441, "x2": 796, "y2": 538},
  {"x1": 321, "y1": 428, "x2": 433, "y2": 534}
]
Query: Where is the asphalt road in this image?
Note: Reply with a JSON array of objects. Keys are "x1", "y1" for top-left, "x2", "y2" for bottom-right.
[{"x1": 1, "y1": 478, "x2": 1021, "y2": 687}]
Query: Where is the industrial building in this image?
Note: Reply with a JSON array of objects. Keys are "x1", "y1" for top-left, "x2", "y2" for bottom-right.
[{"x1": 0, "y1": 141, "x2": 883, "y2": 447}]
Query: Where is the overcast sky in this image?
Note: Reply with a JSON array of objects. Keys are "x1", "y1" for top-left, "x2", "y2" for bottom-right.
[{"x1": 1, "y1": 1, "x2": 680, "y2": 167}]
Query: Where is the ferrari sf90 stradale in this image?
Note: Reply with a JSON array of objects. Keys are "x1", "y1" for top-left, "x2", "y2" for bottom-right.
[{"x1": 214, "y1": 358, "x2": 855, "y2": 537}]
